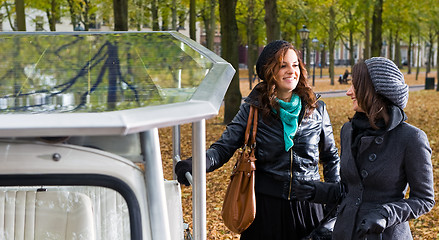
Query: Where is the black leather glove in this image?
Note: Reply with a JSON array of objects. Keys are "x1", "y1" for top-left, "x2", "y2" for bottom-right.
[
  {"x1": 356, "y1": 210, "x2": 388, "y2": 238},
  {"x1": 293, "y1": 179, "x2": 316, "y2": 201},
  {"x1": 175, "y1": 157, "x2": 192, "y2": 186}
]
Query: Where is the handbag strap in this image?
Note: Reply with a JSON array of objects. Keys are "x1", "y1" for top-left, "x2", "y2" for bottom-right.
[
  {"x1": 249, "y1": 106, "x2": 258, "y2": 148},
  {"x1": 244, "y1": 105, "x2": 258, "y2": 148},
  {"x1": 231, "y1": 105, "x2": 258, "y2": 176}
]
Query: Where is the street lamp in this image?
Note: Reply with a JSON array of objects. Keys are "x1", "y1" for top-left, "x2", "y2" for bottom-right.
[
  {"x1": 298, "y1": 25, "x2": 310, "y2": 66},
  {"x1": 311, "y1": 37, "x2": 319, "y2": 86}
]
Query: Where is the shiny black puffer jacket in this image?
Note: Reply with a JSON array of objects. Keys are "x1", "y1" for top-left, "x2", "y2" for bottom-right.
[{"x1": 206, "y1": 84, "x2": 340, "y2": 200}]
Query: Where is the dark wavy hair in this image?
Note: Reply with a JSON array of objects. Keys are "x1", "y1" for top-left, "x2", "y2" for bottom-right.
[
  {"x1": 352, "y1": 60, "x2": 390, "y2": 128},
  {"x1": 257, "y1": 42, "x2": 317, "y2": 119}
]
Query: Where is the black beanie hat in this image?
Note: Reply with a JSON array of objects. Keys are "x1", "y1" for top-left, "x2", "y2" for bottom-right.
[{"x1": 256, "y1": 40, "x2": 290, "y2": 80}]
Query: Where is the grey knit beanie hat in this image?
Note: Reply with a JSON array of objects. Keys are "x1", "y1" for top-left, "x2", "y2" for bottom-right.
[
  {"x1": 364, "y1": 57, "x2": 409, "y2": 109},
  {"x1": 256, "y1": 40, "x2": 290, "y2": 80}
]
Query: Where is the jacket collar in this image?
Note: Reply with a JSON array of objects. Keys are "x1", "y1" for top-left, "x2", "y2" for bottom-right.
[
  {"x1": 349, "y1": 105, "x2": 406, "y2": 157},
  {"x1": 386, "y1": 105, "x2": 407, "y2": 132}
]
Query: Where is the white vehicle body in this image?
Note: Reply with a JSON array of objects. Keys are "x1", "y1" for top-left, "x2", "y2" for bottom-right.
[{"x1": 0, "y1": 31, "x2": 234, "y2": 240}]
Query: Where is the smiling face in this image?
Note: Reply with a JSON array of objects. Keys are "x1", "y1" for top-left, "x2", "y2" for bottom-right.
[
  {"x1": 275, "y1": 49, "x2": 300, "y2": 100},
  {"x1": 346, "y1": 84, "x2": 365, "y2": 112}
]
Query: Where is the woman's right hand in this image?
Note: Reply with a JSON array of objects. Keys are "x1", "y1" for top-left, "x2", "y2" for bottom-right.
[
  {"x1": 175, "y1": 157, "x2": 193, "y2": 186},
  {"x1": 356, "y1": 210, "x2": 388, "y2": 238}
]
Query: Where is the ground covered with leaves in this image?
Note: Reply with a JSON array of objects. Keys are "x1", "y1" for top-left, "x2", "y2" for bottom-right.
[{"x1": 160, "y1": 73, "x2": 439, "y2": 239}]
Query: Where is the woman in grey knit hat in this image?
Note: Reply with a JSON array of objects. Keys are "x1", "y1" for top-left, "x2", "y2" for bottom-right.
[{"x1": 294, "y1": 57, "x2": 435, "y2": 239}]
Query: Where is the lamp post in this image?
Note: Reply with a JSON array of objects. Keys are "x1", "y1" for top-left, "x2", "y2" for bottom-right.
[
  {"x1": 311, "y1": 37, "x2": 319, "y2": 86},
  {"x1": 298, "y1": 25, "x2": 310, "y2": 68}
]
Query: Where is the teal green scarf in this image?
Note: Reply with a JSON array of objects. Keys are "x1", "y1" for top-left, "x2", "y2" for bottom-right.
[{"x1": 275, "y1": 94, "x2": 302, "y2": 152}]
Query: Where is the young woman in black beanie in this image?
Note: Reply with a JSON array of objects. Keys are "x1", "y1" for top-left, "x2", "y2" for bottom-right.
[
  {"x1": 175, "y1": 40, "x2": 340, "y2": 239},
  {"x1": 295, "y1": 57, "x2": 435, "y2": 239}
]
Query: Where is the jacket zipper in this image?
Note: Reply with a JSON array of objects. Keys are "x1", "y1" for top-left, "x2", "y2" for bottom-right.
[
  {"x1": 287, "y1": 104, "x2": 309, "y2": 200},
  {"x1": 288, "y1": 149, "x2": 294, "y2": 200}
]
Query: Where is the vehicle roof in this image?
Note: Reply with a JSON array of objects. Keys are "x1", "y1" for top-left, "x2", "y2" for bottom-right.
[{"x1": 0, "y1": 31, "x2": 234, "y2": 137}]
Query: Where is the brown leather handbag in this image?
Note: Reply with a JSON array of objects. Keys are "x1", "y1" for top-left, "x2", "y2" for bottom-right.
[{"x1": 222, "y1": 105, "x2": 258, "y2": 234}]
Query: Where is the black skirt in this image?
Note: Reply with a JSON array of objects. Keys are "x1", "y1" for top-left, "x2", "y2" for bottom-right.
[{"x1": 240, "y1": 193, "x2": 324, "y2": 240}]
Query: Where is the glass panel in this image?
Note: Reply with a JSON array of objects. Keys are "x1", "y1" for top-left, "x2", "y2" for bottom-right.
[
  {"x1": 0, "y1": 185, "x2": 130, "y2": 240},
  {"x1": 0, "y1": 32, "x2": 213, "y2": 114}
]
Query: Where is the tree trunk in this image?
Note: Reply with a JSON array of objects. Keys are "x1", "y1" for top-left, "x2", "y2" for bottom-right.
[
  {"x1": 81, "y1": 0, "x2": 90, "y2": 31},
  {"x1": 371, "y1": 0, "x2": 383, "y2": 57},
  {"x1": 349, "y1": 29, "x2": 354, "y2": 68},
  {"x1": 50, "y1": 0, "x2": 57, "y2": 31},
  {"x1": 219, "y1": 0, "x2": 241, "y2": 124},
  {"x1": 437, "y1": 31, "x2": 439, "y2": 88},
  {"x1": 388, "y1": 31, "x2": 393, "y2": 60},
  {"x1": 151, "y1": 0, "x2": 160, "y2": 30},
  {"x1": 321, "y1": 44, "x2": 326, "y2": 78},
  {"x1": 407, "y1": 34, "x2": 412, "y2": 74},
  {"x1": 190, "y1": 0, "x2": 196, "y2": 40},
  {"x1": 136, "y1": 0, "x2": 144, "y2": 31},
  {"x1": 15, "y1": 0, "x2": 26, "y2": 31},
  {"x1": 305, "y1": 38, "x2": 311, "y2": 74},
  {"x1": 46, "y1": 10, "x2": 53, "y2": 31},
  {"x1": 172, "y1": 0, "x2": 177, "y2": 30},
  {"x1": 113, "y1": 0, "x2": 128, "y2": 31},
  {"x1": 395, "y1": 31, "x2": 401, "y2": 68},
  {"x1": 364, "y1": 1, "x2": 370, "y2": 59},
  {"x1": 67, "y1": 0, "x2": 78, "y2": 31},
  {"x1": 209, "y1": 0, "x2": 216, "y2": 47},
  {"x1": 247, "y1": 0, "x2": 258, "y2": 90},
  {"x1": 264, "y1": 0, "x2": 280, "y2": 43},
  {"x1": 416, "y1": 31, "x2": 420, "y2": 80},
  {"x1": 426, "y1": 31, "x2": 433, "y2": 75},
  {"x1": 161, "y1": 10, "x2": 170, "y2": 30},
  {"x1": 205, "y1": 0, "x2": 216, "y2": 51},
  {"x1": 329, "y1": 6, "x2": 336, "y2": 85},
  {"x1": 45, "y1": 0, "x2": 58, "y2": 31}
]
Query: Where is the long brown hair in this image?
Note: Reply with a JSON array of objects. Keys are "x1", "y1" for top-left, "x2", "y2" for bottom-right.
[
  {"x1": 258, "y1": 43, "x2": 317, "y2": 119},
  {"x1": 352, "y1": 60, "x2": 390, "y2": 128}
]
